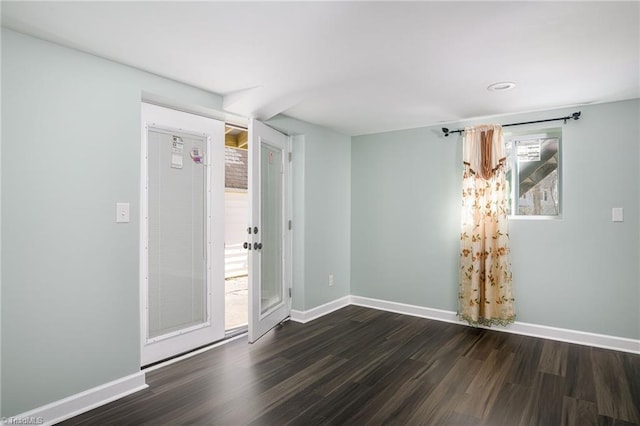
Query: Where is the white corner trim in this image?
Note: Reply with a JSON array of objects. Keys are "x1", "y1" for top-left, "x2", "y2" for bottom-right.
[
  {"x1": 349, "y1": 295, "x2": 640, "y2": 355},
  {"x1": 290, "y1": 295, "x2": 351, "y2": 323},
  {"x1": 10, "y1": 372, "x2": 147, "y2": 426}
]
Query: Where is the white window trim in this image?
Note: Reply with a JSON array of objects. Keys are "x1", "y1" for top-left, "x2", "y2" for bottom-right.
[{"x1": 505, "y1": 130, "x2": 563, "y2": 220}]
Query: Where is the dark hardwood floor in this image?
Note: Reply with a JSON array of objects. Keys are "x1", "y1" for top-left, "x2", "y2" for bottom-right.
[{"x1": 61, "y1": 306, "x2": 640, "y2": 425}]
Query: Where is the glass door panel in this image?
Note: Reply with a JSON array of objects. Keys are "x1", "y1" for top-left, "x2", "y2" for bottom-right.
[
  {"x1": 147, "y1": 131, "x2": 207, "y2": 339},
  {"x1": 260, "y1": 144, "x2": 283, "y2": 315}
]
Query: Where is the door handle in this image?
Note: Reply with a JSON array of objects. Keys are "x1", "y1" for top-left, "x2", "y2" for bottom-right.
[
  {"x1": 243, "y1": 242, "x2": 251, "y2": 250},
  {"x1": 254, "y1": 242, "x2": 262, "y2": 250}
]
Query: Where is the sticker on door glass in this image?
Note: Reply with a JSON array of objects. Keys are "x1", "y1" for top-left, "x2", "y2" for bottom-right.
[
  {"x1": 171, "y1": 136, "x2": 184, "y2": 169},
  {"x1": 190, "y1": 147, "x2": 203, "y2": 164}
]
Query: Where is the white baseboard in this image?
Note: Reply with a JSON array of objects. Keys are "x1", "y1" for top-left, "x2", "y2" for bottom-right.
[
  {"x1": 351, "y1": 295, "x2": 459, "y2": 324},
  {"x1": 505, "y1": 320, "x2": 640, "y2": 354},
  {"x1": 9, "y1": 372, "x2": 147, "y2": 426},
  {"x1": 315, "y1": 295, "x2": 640, "y2": 355},
  {"x1": 290, "y1": 295, "x2": 351, "y2": 323}
]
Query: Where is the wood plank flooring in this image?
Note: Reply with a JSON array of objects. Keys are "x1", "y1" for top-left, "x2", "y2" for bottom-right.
[{"x1": 60, "y1": 306, "x2": 640, "y2": 425}]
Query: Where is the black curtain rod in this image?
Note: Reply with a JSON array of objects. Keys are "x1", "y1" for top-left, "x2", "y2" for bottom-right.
[{"x1": 442, "y1": 111, "x2": 581, "y2": 137}]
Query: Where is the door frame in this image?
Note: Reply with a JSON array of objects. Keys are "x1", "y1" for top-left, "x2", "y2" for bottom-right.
[{"x1": 139, "y1": 102, "x2": 225, "y2": 366}]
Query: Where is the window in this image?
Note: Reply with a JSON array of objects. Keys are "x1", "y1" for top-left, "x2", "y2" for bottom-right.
[{"x1": 505, "y1": 128, "x2": 561, "y2": 217}]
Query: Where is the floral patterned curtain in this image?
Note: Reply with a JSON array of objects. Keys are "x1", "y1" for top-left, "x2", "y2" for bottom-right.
[{"x1": 459, "y1": 124, "x2": 515, "y2": 327}]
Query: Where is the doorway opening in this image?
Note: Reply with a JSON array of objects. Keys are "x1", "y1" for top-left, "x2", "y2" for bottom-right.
[{"x1": 224, "y1": 124, "x2": 249, "y2": 331}]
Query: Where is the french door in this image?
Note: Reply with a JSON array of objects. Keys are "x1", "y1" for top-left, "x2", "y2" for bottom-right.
[
  {"x1": 247, "y1": 119, "x2": 291, "y2": 343},
  {"x1": 140, "y1": 103, "x2": 225, "y2": 365}
]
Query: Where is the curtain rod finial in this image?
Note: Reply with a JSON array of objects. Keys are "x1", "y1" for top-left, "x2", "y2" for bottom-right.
[
  {"x1": 442, "y1": 127, "x2": 450, "y2": 137},
  {"x1": 572, "y1": 111, "x2": 581, "y2": 120}
]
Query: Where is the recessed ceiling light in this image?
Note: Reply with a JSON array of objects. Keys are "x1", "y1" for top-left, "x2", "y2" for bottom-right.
[{"x1": 487, "y1": 82, "x2": 516, "y2": 92}]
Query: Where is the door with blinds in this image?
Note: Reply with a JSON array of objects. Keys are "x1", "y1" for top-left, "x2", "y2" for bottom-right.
[{"x1": 141, "y1": 103, "x2": 225, "y2": 366}]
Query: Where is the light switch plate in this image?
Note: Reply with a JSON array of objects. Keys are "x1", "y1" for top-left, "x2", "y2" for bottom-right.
[
  {"x1": 116, "y1": 202, "x2": 130, "y2": 223},
  {"x1": 612, "y1": 207, "x2": 623, "y2": 222}
]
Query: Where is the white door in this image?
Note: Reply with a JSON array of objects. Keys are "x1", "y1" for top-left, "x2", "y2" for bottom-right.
[
  {"x1": 248, "y1": 119, "x2": 291, "y2": 343},
  {"x1": 140, "y1": 103, "x2": 225, "y2": 365}
]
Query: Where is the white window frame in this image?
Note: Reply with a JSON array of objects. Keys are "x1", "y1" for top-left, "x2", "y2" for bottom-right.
[{"x1": 505, "y1": 128, "x2": 563, "y2": 220}]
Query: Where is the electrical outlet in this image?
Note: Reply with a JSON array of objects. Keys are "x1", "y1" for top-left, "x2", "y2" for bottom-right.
[{"x1": 328, "y1": 273, "x2": 334, "y2": 286}]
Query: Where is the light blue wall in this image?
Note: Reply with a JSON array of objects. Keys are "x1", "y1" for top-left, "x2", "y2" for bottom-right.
[
  {"x1": 352, "y1": 99, "x2": 640, "y2": 340},
  {"x1": 351, "y1": 126, "x2": 461, "y2": 309},
  {"x1": 268, "y1": 116, "x2": 351, "y2": 311},
  {"x1": 1, "y1": 29, "x2": 223, "y2": 416}
]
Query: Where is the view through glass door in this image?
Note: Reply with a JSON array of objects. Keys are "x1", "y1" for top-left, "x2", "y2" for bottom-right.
[
  {"x1": 141, "y1": 103, "x2": 225, "y2": 366},
  {"x1": 224, "y1": 126, "x2": 250, "y2": 331}
]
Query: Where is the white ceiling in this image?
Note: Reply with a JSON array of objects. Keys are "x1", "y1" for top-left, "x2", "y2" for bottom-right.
[{"x1": 2, "y1": 1, "x2": 638, "y2": 136}]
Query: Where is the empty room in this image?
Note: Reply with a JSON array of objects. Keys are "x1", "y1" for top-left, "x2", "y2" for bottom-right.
[{"x1": 1, "y1": 1, "x2": 638, "y2": 425}]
